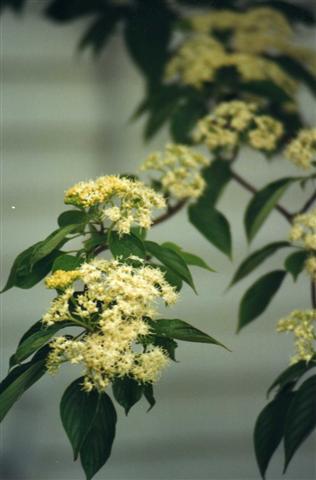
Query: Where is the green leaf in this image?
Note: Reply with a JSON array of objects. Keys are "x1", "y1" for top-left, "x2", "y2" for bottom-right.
[
  {"x1": 58, "y1": 210, "x2": 87, "y2": 228},
  {"x1": 79, "y1": 9, "x2": 122, "y2": 54},
  {"x1": 170, "y1": 95, "x2": 206, "y2": 143},
  {"x1": 0, "y1": 354, "x2": 47, "y2": 422},
  {"x1": 198, "y1": 159, "x2": 232, "y2": 207},
  {"x1": 162, "y1": 242, "x2": 215, "y2": 272},
  {"x1": 238, "y1": 270, "x2": 287, "y2": 332},
  {"x1": 0, "y1": 0, "x2": 27, "y2": 13},
  {"x1": 145, "y1": 241, "x2": 195, "y2": 291},
  {"x1": 153, "y1": 264, "x2": 183, "y2": 291},
  {"x1": 188, "y1": 204, "x2": 232, "y2": 258},
  {"x1": 269, "y1": 55, "x2": 316, "y2": 95},
  {"x1": 80, "y1": 392, "x2": 117, "y2": 480},
  {"x1": 10, "y1": 321, "x2": 72, "y2": 368},
  {"x1": 84, "y1": 232, "x2": 107, "y2": 252},
  {"x1": 52, "y1": 254, "x2": 83, "y2": 272},
  {"x1": 112, "y1": 377, "x2": 143, "y2": 415},
  {"x1": 149, "y1": 335, "x2": 178, "y2": 361},
  {"x1": 230, "y1": 241, "x2": 290, "y2": 287},
  {"x1": 60, "y1": 377, "x2": 100, "y2": 460},
  {"x1": 267, "y1": 356, "x2": 316, "y2": 397},
  {"x1": 284, "y1": 375, "x2": 316, "y2": 472},
  {"x1": 1, "y1": 242, "x2": 61, "y2": 292},
  {"x1": 241, "y1": 80, "x2": 291, "y2": 103},
  {"x1": 31, "y1": 225, "x2": 79, "y2": 265},
  {"x1": 45, "y1": 0, "x2": 104, "y2": 22},
  {"x1": 143, "y1": 384, "x2": 156, "y2": 411},
  {"x1": 109, "y1": 232, "x2": 146, "y2": 261},
  {"x1": 284, "y1": 250, "x2": 308, "y2": 281},
  {"x1": 244, "y1": 178, "x2": 295, "y2": 242},
  {"x1": 254, "y1": 391, "x2": 294, "y2": 479},
  {"x1": 124, "y1": 0, "x2": 173, "y2": 85},
  {"x1": 150, "y1": 319, "x2": 229, "y2": 350}
]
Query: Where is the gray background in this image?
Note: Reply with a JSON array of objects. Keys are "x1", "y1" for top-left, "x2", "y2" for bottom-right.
[{"x1": 1, "y1": 5, "x2": 316, "y2": 480}]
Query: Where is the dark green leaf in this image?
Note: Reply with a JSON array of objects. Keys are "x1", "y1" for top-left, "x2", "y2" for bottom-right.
[
  {"x1": 254, "y1": 391, "x2": 294, "y2": 479},
  {"x1": 80, "y1": 392, "x2": 117, "y2": 480},
  {"x1": 52, "y1": 254, "x2": 83, "y2": 272},
  {"x1": 60, "y1": 377, "x2": 100, "y2": 460},
  {"x1": 143, "y1": 383, "x2": 156, "y2": 411},
  {"x1": 84, "y1": 232, "x2": 107, "y2": 252},
  {"x1": 149, "y1": 335, "x2": 178, "y2": 361},
  {"x1": 10, "y1": 321, "x2": 73, "y2": 368},
  {"x1": 269, "y1": 55, "x2": 316, "y2": 95},
  {"x1": 284, "y1": 375, "x2": 316, "y2": 471},
  {"x1": 0, "y1": 0, "x2": 27, "y2": 12},
  {"x1": 162, "y1": 242, "x2": 215, "y2": 272},
  {"x1": 150, "y1": 319, "x2": 229, "y2": 350},
  {"x1": 145, "y1": 241, "x2": 195, "y2": 291},
  {"x1": 170, "y1": 95, "x2": 206, "y2": 143},
  {"x1": 188, "y1": 204, "x2": 232, "y2": 258},
  {"x1": 112, "y1": 377, "x2": 143, "y2": 415},
  {"x1": 153, "y1": 264, "x2": 183, "y2": 292},
  {"x1": 267, "y1": 356, "x2": 316, "y2": 397},
  {"x1": 0, "y1": 355, "x2": 47, "y2": 422},
  {"x1": 79, "y1": 9, "x2": 122, "y2": 54},
  {"x1": 238, "y1": 270, "x2": 287, "y2": 332},
  {"x1": 109, "y1": 232, "x2": 146, "y2": 261},
  {"x1": 58, "y1": 210, "x2": 88, "y2": 228},
  {"x1": 198, "y1": 159, "x2": 232, "y2": 207},
  {"x1": 31, "y1": 225, "x2": 79, "y2": 265},
  {"x1": 241, "y1": 80, "x2": 291, "y2": 103},
  {"x1": 284, "y1": 250, "x2": 308, "y2": 281},
  {"x1": 230, "y1": 241, "x2": 290, "y2": 287},
  {"x1": 244, "y1": 178, "x2": 296, "y2": 242},
  {"x1": 18, "y1": 320, "x2": 43, "y2": 346},
  {"x1": 124, "y1": 0, "x2": 173, "y2": 85},
  {"x1": 46, "y1": 0, "x2": 105, "y2": 22}
]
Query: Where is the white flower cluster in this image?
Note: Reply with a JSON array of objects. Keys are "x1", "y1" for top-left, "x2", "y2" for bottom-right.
[
  {"x1": 285, "y1": 128, "x2": 316, "y2": 170},
  {"x1": 140, "y1": 144, "x2": 210, "y2": 200},
  {"x1": 64, "y1": 175, "x2": 166, "y2": 235},
  {"x1": 289, "y1": 210, "x2": 316, "y2": 251},
  {"x1": 194, "y1": 101, "x2": 284, "y2": 153},
  {"x1": 44, "y1": 259, "x2": 178, "y2": 391},
  {"x1": 277, "y1": 310, "x2": 316, "y2": 364}
]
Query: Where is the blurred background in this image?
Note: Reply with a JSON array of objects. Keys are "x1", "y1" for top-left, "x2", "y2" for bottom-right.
[{"x1": 1, "y1": 2, "x2": 316, "y2": 479}]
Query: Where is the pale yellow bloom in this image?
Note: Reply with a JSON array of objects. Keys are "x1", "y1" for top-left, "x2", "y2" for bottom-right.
[
  {"x1": 45, "y1": 270, "x2": 81, "y2": 290},
  {"x1": 277, "y1": 310, "x2": 316, "y2": 364},
  {"x1": 285, "y1": 128, "x2": 316, "y2": 170},
  {"x1": 289, "y1": 210, "x2": 316, "y2": 251},
  {"x1": 305, "y1": 256, "x2": 316, "y2": 281},
  {"x1": 248, "y1": 116, "x2": 284, "y2": 151},
  {"x1": 64, "y1": 175, "x2": 166, "y2": 235},
  {"x1": 141, "y1": 144, "x2": 210, "y2": 200}
]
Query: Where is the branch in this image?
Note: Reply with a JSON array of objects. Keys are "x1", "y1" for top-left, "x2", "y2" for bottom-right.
[
  {"x1": 311, "y1": 281, "x2": 316, "y2": 309},
  {"x1": 298, "y1": 191, "x2": 316, "y2": 214},
  {"x1": 230, "y1": 169, "x2": 293, "y2": 223},
  {"x1": 152, "y1": 199, "x2": 187, "y2": 227}
]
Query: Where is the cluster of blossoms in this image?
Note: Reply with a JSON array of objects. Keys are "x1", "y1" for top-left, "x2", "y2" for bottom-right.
[
  {"x1": 44, "y1": 259, "x2": 178, "y2": 392},
  {"x1": 188, "y1": 7, "x2": 316, "y2": 72},
  {"x1": 165, "y1": 34, "x2": 297, "y2": 94},
  {"x1": 140, "y1": 144, "x2": 210, "y2": 200},
  {"x1": 289, "y1": 210, "x2": 316, "y2": 251},
  {"x1": 64, "y1": 175, "x2": 166, "y2": 235},
  {"x1": 194, "y1": 101, "x2": 284, "y2": 153},
  {"x1": 285, "y1": 128, "x2": 316, "y2": 170},
  {"x1": 277, "y1": 310, "x2": 316, "y2": 364}
]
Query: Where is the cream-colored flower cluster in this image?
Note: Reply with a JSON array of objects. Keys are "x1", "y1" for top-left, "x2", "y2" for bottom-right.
[
  {"x1": 277, "y1": 309, "x2": 316, "y2": 364},
  {"x1": 285, "y1": 128, "x2": 316, "y2": 170},
  {"x1": 64, "y1": 175, "x2": 166, "y2": 234},
  {"x1": 165, "y1": 34, "x2": 297, "y2": 94},
  {"x1": 194, "y1": 101, "x2": 284, "y2": 153},
  {"x1": 44, "y1": 258, "x2": 178, "y2": 391},
  {"x1": 305, "y1": 256, "x2": 316, "y2": 281},
  {"x1": 289, "y1": 210, "x2": 316, "y2": 251},
  {"x1": 189, "y1": 7, "x2": 316, "y2": 73},
  {"x1": 140, "y1": 144, "x2": 210, "y2": 200},
  {"x1": 45, "y1": 270, "x2": 81, "y2": 290}
]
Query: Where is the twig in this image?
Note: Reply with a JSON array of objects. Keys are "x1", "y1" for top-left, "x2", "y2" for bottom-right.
[
  {"x1": 230, "y1": 168, "x2": 293, "y2": 223},
  {"x1": 298, "y1": 191, "x2": 316, "y2": 215},
  {"x1": 311, "y1": 281, "x2": 316, "y2": 309},
  {"x1": 152, "y1": 199, "x2": 187, "y2": 227}
]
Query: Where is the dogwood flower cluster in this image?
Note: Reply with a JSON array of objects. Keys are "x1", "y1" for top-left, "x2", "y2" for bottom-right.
[
  {"x1": 165, "y1": 34, "x2": 297, "y2": 94},
  {"x1": 188, "y1": 7, "x2": 316, "y2": 73},
  {"x1": 64, "y1": 175, "x2": 166, "y2": 234},
  {"x1": 289, "y1": 209, "x2": 316, "y2": 251},
  {"x1": 194, "y1": 101, "x2": 284, "y2": 153},
  {"x1": 277, "y1": 310, "x2": 316, "y2": 364},
  {"x1": 140, "y1": 144, "x2": 210, "y2": 200},
  {"x1": 285, "y1": 128, "x2": 316, "y2": 170},
  {"x1": 44, "y1": 258, "x2": 178, "y2": 391}
]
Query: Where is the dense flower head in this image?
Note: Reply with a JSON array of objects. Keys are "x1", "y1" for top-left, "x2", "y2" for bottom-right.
[
  {"x1": 305, "y1": 256, "x2": 316, "y2": 281},
  {"x1": 165, "y1": 34, "x2": 297, "y2": 94},
  {"x1": 140, "y1": 144, "x2": 210, "y2": 200},
  {"x1": 277, "y1": 310, "x2": 316, "y2": 364},
  {"x1": 45, "y1": 270, "x2": 81, "y2": 290},
  {"x1": 285, "y1": 128, "x2": 316, "y2": 170},
  {"x1": 188, "y1": 7, "x2": 316, "y2": 72},
  {"x1": 64, "y1": 175, "x2": 166, "y2": 235},
  {"x1": 194, "y1": 101, "x2": 284, "y2": 153},
  {"x1": 289, "y1": 209, "x2": 316, "y2": 251},
  {"x1": 44, "y1": 258, "x2": 177, "y2": 391}
]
